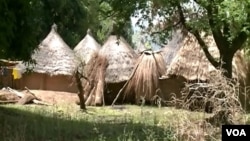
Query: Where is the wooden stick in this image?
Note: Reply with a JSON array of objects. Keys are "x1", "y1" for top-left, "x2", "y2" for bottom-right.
[
  {"x1": 6, "y1": 87, "x2": 52, "y2": 106},
  {"x1": 0, "y1": 100, "x2": 19, "y2": 104},
  {"x1": 111, "y1": 58, "x2": 142, "y2": 106}
]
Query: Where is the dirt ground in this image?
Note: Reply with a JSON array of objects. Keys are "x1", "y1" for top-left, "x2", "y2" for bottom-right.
[{"x1": 20, "y1": 89, "x2": 79, "y2": 105}]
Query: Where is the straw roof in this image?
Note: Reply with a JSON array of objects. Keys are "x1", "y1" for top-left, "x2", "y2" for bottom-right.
[
  {"x1": 166, "y1": 33, "x2": 248, "y2": 82},
  {"x1": 73, "y1": 29, "x2": 101, "y2": 64},
  {"x1": 17, "y1": 24, "x2": 78, "y2": 76},
  {"x1": 123, "y1": 50, "x2": 166, "y2": 103},
  {"x1": 99, "y1": 35, "x2": 138, "y2": 83}
]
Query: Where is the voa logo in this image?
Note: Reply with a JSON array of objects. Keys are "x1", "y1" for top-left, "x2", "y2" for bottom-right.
[{"x1": 226, "y1": 129, "x2": 246, "y2": 136}]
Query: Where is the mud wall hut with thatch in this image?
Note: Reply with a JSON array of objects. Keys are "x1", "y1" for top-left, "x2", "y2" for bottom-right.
[
  {"x1": 160, "y1": 31, "x2": 249, "y2": 107},
  {"x1": 14, "y1": 24, "x2": 79, "y2": 93},
  {"x1": 73, "y1": 29, "x2": 101, "y2": 66},
  {"x1": 82, "y1": 35, "x2": 138, "y2": 106},
  {"x1": 166, "y1": 33, "x2": 248, "y2": 83}
]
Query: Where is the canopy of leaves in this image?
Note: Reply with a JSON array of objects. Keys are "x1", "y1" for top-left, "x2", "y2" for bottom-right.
[
  {"x1": 0, "y1": 0, "x2": 134, "y2": 61},
  {"x1": 107, "y1": 0, "x2": 250, "y2": 78}
]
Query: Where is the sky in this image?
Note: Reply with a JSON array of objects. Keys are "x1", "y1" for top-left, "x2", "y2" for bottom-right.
[{"x1": 130, "y1": 15, "x2": 162, "y2": 51}]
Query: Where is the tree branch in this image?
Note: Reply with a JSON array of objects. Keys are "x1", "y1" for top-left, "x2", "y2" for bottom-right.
[
  {"x1": 192, "y1": 31, "x2": 220, "y2": 68},
  {"x1": 223, "y1": 21, "x2": 230, "y2": 38},
  {"x1": 177, "y1": 3, "x2": 220, "y2": 68},
  {"x1": 231, "y1": 13, "x2": 250, "y2": 53},
  {"x1": 231, "y1": 31, "x2": 248, "y2": 53},
  {"x1": 206, "y1": 1, "x2": 228, "y2": 52}
]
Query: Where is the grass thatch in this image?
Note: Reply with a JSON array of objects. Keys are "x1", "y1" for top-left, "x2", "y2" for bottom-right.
[
  {"x1": 73, "y1": 29, "x2": 101, "y2": 65},
  {"x1": 122, "y1": 50, "x2": 166, "y2": 104},
  {"x1": 81, "y1": 36, "x2": 138, "y2": 105},
  {"x1": 167, "y1": 33, "x2": 248, "y2": 82},
  {"x1": 16, "y1": 24, "x2": 78, "y2": 76},
  {"x1": 99, "y1": 35, "x2": 138, "y2": 83}
]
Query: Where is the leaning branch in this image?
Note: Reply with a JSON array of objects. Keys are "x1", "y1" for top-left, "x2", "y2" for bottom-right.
[
  {"x1": 192, "y1": 31, "x2": 220, "y2": 68},
  {"x1": 231, "y1": 13, "x2": 250, "y2": 53},
  {"x1": 177, "y1": 3, "x2": 220, "y2": 68}
]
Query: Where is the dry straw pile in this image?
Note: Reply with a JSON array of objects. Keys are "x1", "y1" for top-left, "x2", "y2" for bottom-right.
[
  {"x1": 123, "y1": 50, "x2": 166, "y2": 104},
  {"x1": 81, "y1": 35, "x2": 137, "y2": 106}
]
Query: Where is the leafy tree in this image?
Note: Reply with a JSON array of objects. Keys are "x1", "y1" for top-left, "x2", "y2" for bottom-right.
[
  {"x1": 107, "y1": 0, "x2": 250, "y2": 78},
  {"x1": 0, "y1": 0, "x2": 135, "y2": 61}
]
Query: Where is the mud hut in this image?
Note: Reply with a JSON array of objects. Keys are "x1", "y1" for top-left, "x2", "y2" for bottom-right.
[
  {"x1": 14, "y1": 24, "x2": 79, "y2": 93},
  {"x1": 159, "y1": 30, "x2": 187, "y2": 104},
  {"x1": 166, "y1": 33, "x2": 248, "y2": 83},
  {"x1": 73, "y1": 29, "x2": 101, "y2": 65},
  {"x1": 82, "y1": 35, "x2": 138, "y2": 106},
  {"x1": 161, "y1": 32, "x2": 249, "y2": 110}
]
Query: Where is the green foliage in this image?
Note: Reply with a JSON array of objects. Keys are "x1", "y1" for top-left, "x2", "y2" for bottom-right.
[
  {"x1": 0, "y1": 0, "x2": 135, "y2": 61},
  {"x1": 107, "y1": 0, "x2": 250, "y2": 78}
]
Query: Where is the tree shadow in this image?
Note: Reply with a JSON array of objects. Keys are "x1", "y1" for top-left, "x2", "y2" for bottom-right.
[{"x1": 0, "y1": 105, "x2": 176, "y2": 141}]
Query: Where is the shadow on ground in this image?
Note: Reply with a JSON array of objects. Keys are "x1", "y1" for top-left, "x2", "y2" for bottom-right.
[{"x1": 0, "y1": 105, "x2": 175, "y2": 141}]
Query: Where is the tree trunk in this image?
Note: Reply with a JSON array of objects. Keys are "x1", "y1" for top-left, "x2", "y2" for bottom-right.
[
  {"x1": 75, "y1": 71, "x2": 86, "y2": 110},
  {"x1": 220, "y1": 54, "x2": 233, "y2": 79}
]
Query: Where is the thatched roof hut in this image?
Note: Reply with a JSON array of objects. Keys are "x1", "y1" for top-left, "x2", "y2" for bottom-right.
[
  {"x1": 100, "y1": 35, "x2": 138, "y2": 83},
  {"x1": 82, "y1": 35, "x2": 138, "y2": 106},
  {"x1": 73, "y1": 29, "x2": 101, "y2": 64},
  {"x1": 17, "y1": 24, "x2": 78, "y2": 76},
  {"x1": 14, "y1": 24, "x2": 78, "y2": 92},
  {"x1": 121, "y1": 50, "x2": 166, "y2": 104},
  {"x1": 166, "y1": 33, "x2": 248, "y2": 82},
  {"x1": 159, "y1": 31, "x2": 249, "y2": 110}
]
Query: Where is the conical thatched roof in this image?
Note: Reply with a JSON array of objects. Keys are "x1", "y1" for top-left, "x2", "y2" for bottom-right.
[
  {"x1": 17, "y1": 24, "x2": 78, "y2": 76},
  {"x1": 73, "y1": 29, "x2": 101, "y2": 64},
  {"x1": 100, "y1": 35, "x2": 138, "y2": 83},
  {"x1": 166, "y1": 33, "x2": 248, "y2": 82}
]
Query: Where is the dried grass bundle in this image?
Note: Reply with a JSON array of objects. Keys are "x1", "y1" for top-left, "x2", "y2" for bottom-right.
[
  {"x1": 82, "y1": 52, "x2": 108, "y2": 106},
  {"x1": 123, "y1": 51, "x2": 166, "y2": 104}
]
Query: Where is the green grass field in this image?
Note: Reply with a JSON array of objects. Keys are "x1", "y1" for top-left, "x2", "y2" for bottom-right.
[{"x1": 0, "y1": 104, "x2": 249, "y2": 141}]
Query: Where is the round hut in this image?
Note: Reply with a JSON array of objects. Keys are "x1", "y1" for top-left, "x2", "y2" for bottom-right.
[
  {"x1": 82, "y1": 35, "x2": 138, "y2": 106},
  {"x1": 161, "y1": 32, "x2": 249, "y2": 111},
  {"x1": 73, "y1": 29, "x2": 101, "y2": 65},
  {"x1": 14, "y1": 24, "x2": 79, "y2": 93},
  {"x1": 159, "y1": 30, "x2": 187, "y2": 105},
  {"x1": 167, "y1": 33, "x2": 247, "y2": 83}
]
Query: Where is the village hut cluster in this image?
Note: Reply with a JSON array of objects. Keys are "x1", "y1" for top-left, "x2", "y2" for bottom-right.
[{"x1": 1, "y1": 24, "x2": 249, "y2": 111}]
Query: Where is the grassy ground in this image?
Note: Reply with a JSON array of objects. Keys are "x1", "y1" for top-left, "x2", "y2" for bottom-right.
[{"x1": 0, "y1": 104, "x2": 248, "y2": 141}]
